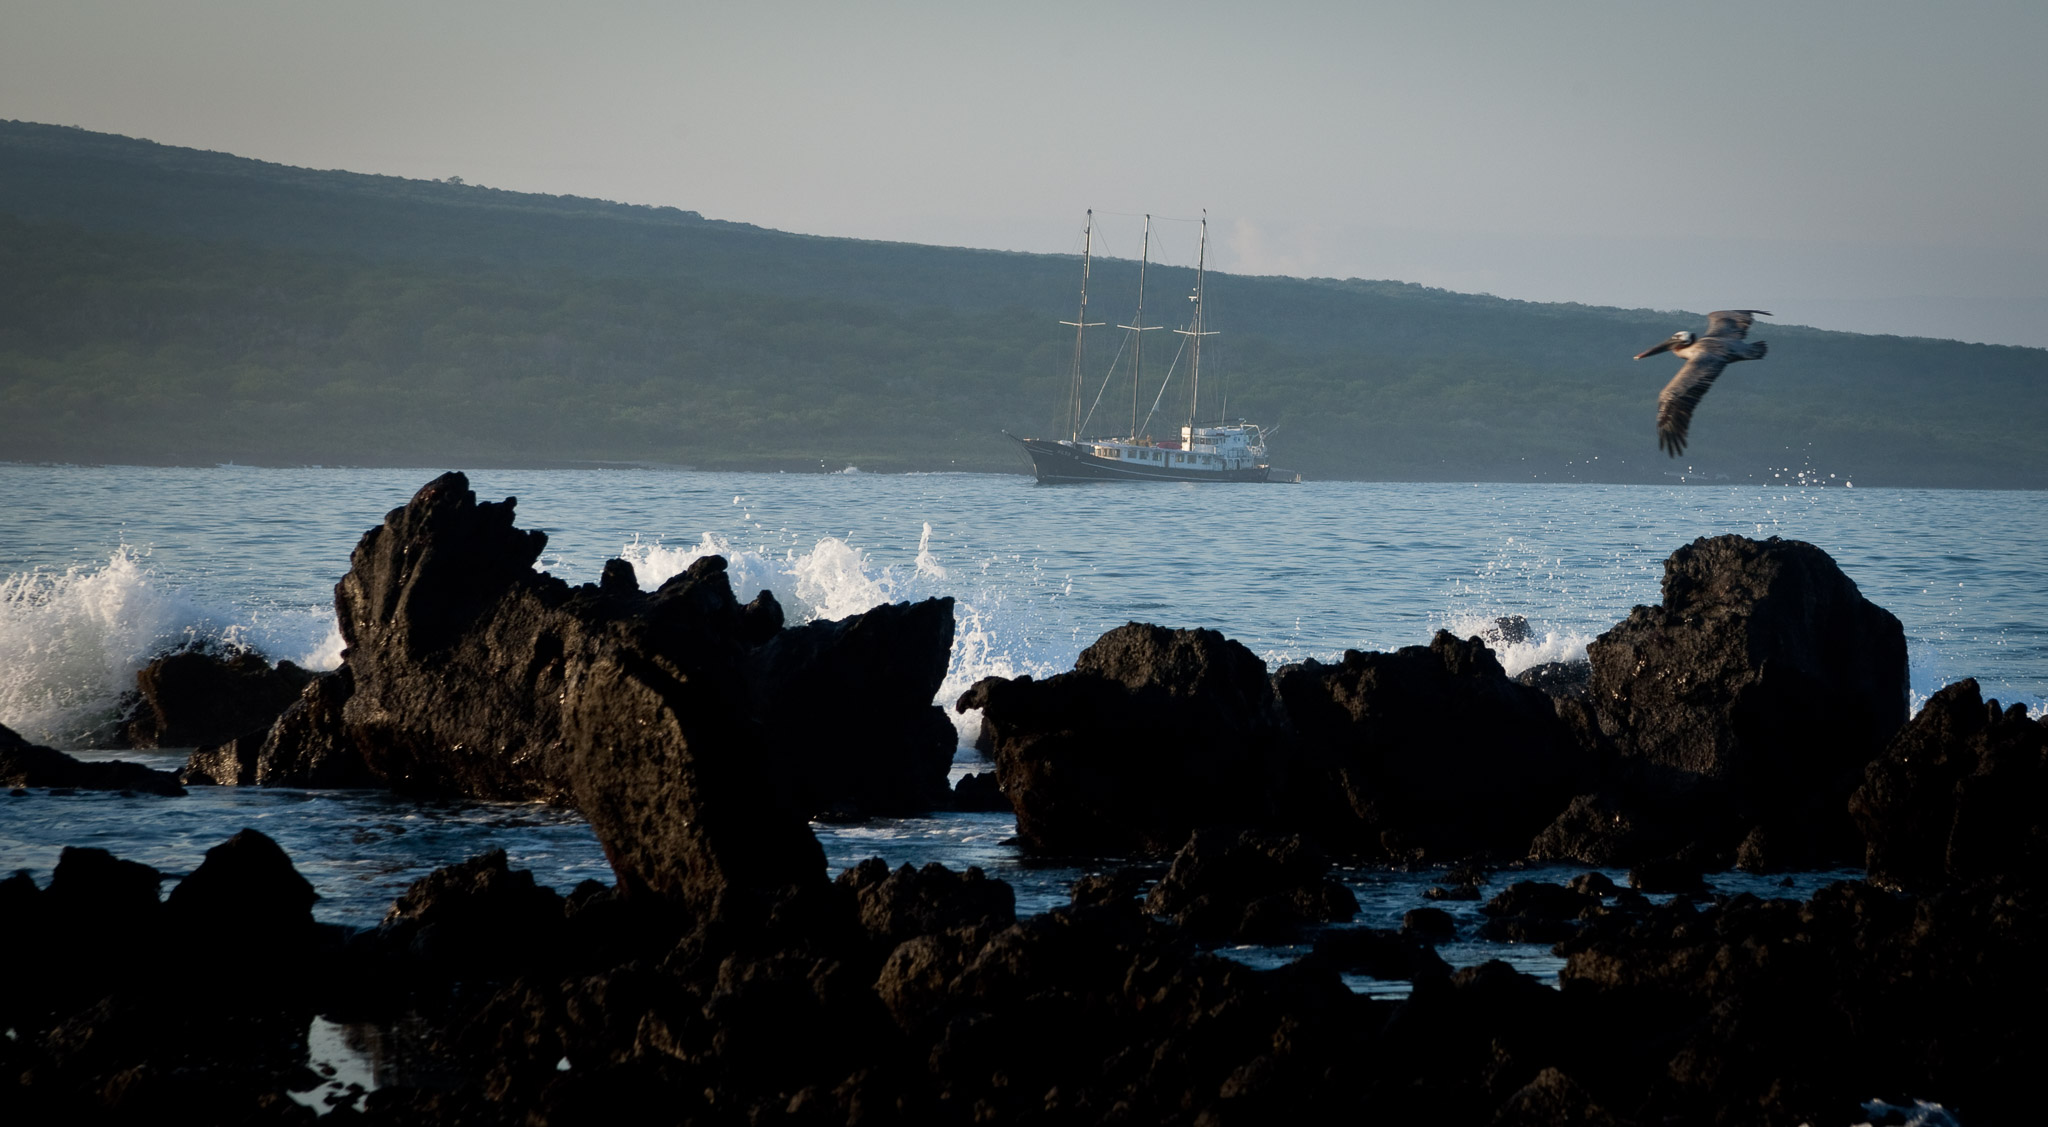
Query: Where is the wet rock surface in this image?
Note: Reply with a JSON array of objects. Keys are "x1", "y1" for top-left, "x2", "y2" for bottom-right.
[
  {"x1": 1851, "y1": 678, "x2": 2048, "y2": 892},
  {"x1": 1, "y1": 721, "x2": 185, "y2": 795},
  {"x1": 8, "y1": 482, "x2": 2037, "y2": 1125},
  {"x1": 1278, "y1": 631, "x2": 1594, "y2": 861},
  {"x1": 328, "y1": 474, "x2": 957, "y2": 823},
  {"x1": 960, "y1": 622, "x2": 1293, "y2": 855},
  {"x1": 1576, "y1": 534, "x2": 1910, "y2": 867},
  {"x1": 1142, "y1": 828, "x2": 1359, "y2": 942},
  {"x1": 113, "y1": 649, "x2": 316, "y2": 750}
]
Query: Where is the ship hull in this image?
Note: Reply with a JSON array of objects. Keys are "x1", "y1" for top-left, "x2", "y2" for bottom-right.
[{"x1": 1015, "y1": 437, "x2": 1271, "y2": 483}]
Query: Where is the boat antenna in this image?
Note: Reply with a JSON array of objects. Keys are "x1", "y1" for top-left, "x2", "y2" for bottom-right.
[
  {"x1": 1118, "y1": 215, "x2": 1161, "y2": 440},
  {"x1": 1058, "y1": 210, "x2": 1104, "y2": 442},
  {"x1": 1177, "y1": 210, "x2": 1219, "y2": 431}
]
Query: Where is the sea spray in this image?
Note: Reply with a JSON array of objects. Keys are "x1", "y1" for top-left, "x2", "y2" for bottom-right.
[
  {"x1": 621, "y1": 525, "x2": 1071, "y2": 745},
  {"x1": 0, "y1": 548, "x2": 340, "y2": 747}
]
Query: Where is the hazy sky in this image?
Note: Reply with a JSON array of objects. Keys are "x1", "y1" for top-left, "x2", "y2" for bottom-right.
[{"x1": 6, "y1": 0, "x2": 2046, "y2": 346}]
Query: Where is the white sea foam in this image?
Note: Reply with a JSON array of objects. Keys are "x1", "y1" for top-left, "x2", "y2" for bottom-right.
[
  {"x1": 1438, "y1": 612, "x2": 1596, "y2": 678},
  {"x1": 0, "y1": 549, "x2": 341, "y2": 748},
  {"x1": 620, "y1": 523, "x2": 1065, "y2": 747}
]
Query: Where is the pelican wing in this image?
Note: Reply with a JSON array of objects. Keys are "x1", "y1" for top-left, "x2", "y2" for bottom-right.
[
  {"x1": 1656, "y1": 352, "x2": 1731, "y2": 457},
  {"x1": 1703, "y1": 309, "x2": 1770, "y2": 341}
]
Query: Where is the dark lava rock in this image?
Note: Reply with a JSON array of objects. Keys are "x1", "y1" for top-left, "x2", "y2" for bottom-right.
[
  {"x1": 1487, "y1": 615, "x2": 1534, "y2": 647},
  {"x1": 1482, "y1": 885, "x2": 1605, "y2": 946},
  {"x1": 1513, "y1": 660, "x2": 1591, "y2": 701},
  {"x1": 0, "y1": 721, "x2": 185, "y2": 795},
  {"x1": 376, "y1": 849, "x2": 568, "y2": 976},
  {"x1": 114, "y1": 648, "x2": 315, "y2": 749},
  {"x1": 951, "y1": 769, "x2": 1010, "y2": 812},
  {"x1": 252, "y1": 668, "x2": 375, "y2": 787},
  {"x1": 1851, "y1": 678, "x2": 2048, "y2": 892},
  {"x1": 177, "y1": 730, "x2": 264, "y2": 786},
  {"x1": 837, "y1": 858, "x2": 1016, "y2": 951},
  {"x1": 1068, "y1": 867, "x2": 1150, "y2": 909},
  {"x1": 1143, "y1": 828, "x2": 1359, "y2": 942},
  {"x1": 1402, "y1": 906, "x2": 1458, "y2": 940},
  {"x1": 959, "y1": 622, "x2": 1293, "y2": 855},
  {"x1": 1557, "y1": 879, "x2": 2048, "y2": 1124},
  {"x1": 332, "y1": 473, "x2": 957, "y2": 830},
  {"x1": 1628, "y1": 854, "x2": 1711, "y2": 895},
  {"x1": 1489, "y1": 1067, "x2": 1623, "y2": 1127},
  {"x1": 1424, "y1": 884, "x2": 1483, "y2": 901},
  {"x1": 1566, "y1": 871, "x2": 1618, "y2": 897},
  {"x1": 1581, "y1": 534, "x2": 1909, "y2": 865},
  {"x1": 558, "y1": 590, "x2": 832, "y2": 921},
  {"x1": 1276, "y1": 631, "x2": 1593, "y2": 861},
  {"x1": 1481, "y1": 881, "x2": 1601, "y2": 921},
  {"x1": 1, "y1": 837, "x2": 333, "y2": 1122},
  {"x1": 1477, "y1": 880, "x2": 1600, "y2": 942},
  {"x1": 162, "y1": 829, "x2": 321, "y2": 975},
  {"x1": 748, "y1": 598, "x2": 960, "y2": 818}
]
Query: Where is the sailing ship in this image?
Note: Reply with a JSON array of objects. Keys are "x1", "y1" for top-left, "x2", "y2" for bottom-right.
[{"x1": 1012, "y1": 210, "x2": 1284, "y2": 483}]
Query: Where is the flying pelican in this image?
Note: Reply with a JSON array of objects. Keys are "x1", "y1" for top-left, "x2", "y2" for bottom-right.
[{"x1": 1634, "y1": 310, "x2": 1770, "y2": 457}]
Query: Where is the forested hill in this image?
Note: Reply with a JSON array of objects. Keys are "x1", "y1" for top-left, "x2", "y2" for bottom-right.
[{"x1": 3, "y1": 119, "x2": 2042, "y2": 487}]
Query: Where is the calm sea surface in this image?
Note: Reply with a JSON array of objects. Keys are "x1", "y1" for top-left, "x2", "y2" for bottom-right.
[{"x1": 1, "y1": 466, "x2": 2040, "y2": 982}]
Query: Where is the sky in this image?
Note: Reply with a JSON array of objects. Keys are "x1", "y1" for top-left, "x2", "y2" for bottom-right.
[{"x1": 5, "y1": 0, "x2": 2046, "y2": 347}]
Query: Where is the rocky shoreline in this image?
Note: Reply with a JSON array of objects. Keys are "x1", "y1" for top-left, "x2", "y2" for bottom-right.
[{"x1": 4, "y1": 473, "x2": 2044, "y2": 1125}]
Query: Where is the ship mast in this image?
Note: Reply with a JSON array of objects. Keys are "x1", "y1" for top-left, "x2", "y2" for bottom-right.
[
  {"x1": 1177, "y1": 210, "x2": 1219, "y2": 430},
  {"x1": 1118, "y1": 215, "x2": 1159, "y2": 440},
  {"x1": 1058, "y1": 210, "x2": 1103, "y2": 442}
]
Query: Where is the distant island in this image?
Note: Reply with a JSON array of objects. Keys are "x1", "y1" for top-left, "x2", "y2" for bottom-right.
[{"x1": 2, "y1": 119, "x2": 2042, "y2": 487}]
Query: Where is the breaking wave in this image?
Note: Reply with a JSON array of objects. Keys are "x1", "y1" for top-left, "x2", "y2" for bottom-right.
[
  {"x1": 620, "y1": 522, "x2": 1067, "y2": 745},
  {"x1": 0, "y1": 549, "x2": 341, "y2": 748}
]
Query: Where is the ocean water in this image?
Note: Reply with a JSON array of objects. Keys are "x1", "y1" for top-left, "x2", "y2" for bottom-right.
[{"x1": 2, "y1": 465, "x2": 2042, "y2": 981}]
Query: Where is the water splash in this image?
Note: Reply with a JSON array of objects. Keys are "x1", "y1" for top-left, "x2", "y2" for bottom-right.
[
  {"x1": 619, "y1": 527, "x2": 1067, "y2": 746},
  {"x1": 1438, "y1": 613, "x2": 1597, "y2": 677},
  {"x1": 0, "y1": 549, "x2": 342, "y2": 748}
]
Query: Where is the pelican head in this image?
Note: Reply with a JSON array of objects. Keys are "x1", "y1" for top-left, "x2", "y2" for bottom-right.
[{"x1": 1634, "y1": 329, "x2": 1694, "y2": 360}]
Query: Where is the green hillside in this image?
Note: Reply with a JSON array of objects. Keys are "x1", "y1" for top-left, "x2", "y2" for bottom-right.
[{"x1": 2, "y1": 120, "x2": 2042, "y2": 486}]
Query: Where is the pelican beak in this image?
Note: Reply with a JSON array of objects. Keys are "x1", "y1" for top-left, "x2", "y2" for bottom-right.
[{"x1": 1634, "y1": 339, "x2": 1675, "y2": 360}]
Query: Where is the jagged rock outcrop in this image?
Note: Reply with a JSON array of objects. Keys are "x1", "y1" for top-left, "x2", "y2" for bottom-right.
[
  {"x1": 1551, "y1": 535, "x2": 1910, "y2": 866},
  {"x1": 1143, "y1": 828, "x2": 1359, "y2": 942},
  {"x1": 1277, "y1": 631, "x2": 1594, "y2": 861},
  {"x1": 1850, "y1": 679, "x2": 2048, "y2": 891},
  {"x1": 837, "y1": 858, "x2": 1017, "y2": 952},
  {"x1": 748, "y1": 598, "x2": 959, "y2": 818},
  {"x1": 959, "y1": 622, "x2": 1295, "y2": 855},
  {"x1": 113, "y1": 649, "x2": 315, "y2": 749},
  {"x1": 1, "y1": 721, "x2": 184, "y2": 794},
  {"x1": 251, "y1": 668, "x2": 373, "y2": 787},
  {"x1": 327, "y1": 473, "x2": 957, "y2": 831}
]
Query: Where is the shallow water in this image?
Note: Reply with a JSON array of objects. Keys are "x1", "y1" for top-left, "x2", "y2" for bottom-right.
[{"x1": 1, "y1": 466, "x2": 2040, "y2": 992}]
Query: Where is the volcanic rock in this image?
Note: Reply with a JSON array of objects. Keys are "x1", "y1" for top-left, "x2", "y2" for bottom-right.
[
  {"x1": 1477, "y1": 880, "x2": 1601, "y2": 943},
  {"x1": 1276, "y1": 631, "x2": 1593, "y2": 861},
  {"x1": 951, "y1": 770, "x2": 1009, "y2": 812},
  {"x1": 330, "y1": 473, "x2": 958, "y2": 835},
  {"x1": 1143, "y1": 828, "x2": 1359, "y2": 942},
  {"x1": 748, "y1": 597, "x2": 959, "y2": 818},
  {"x1": 114, "y1": 649, "x2": 315, "y2": 749},
  {"x1": 0, "y1": 721, "x2": 185, "y2": 795},
  {"x1": 376, "y1": 849, "x2": 569, "y2": 977},
  {"x1": 1513, "y1": 660, "x2": 1591, "y2": 701},
  {"x1": 1583, "y1": 534, "x2": 1908, "y2": 865},
  {"x1": 959, "y1": 622, "x2": 1294, "y2": 855},
  {"x1": 251, "y1": 668, "x2": 374, "y2": 787},
  {"x1": 837, "y1": 858, "x2": 1017, "y2": 952},
  {"x1": 1850, "y1": 678, "x2": 2048, "y2": 891}
]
